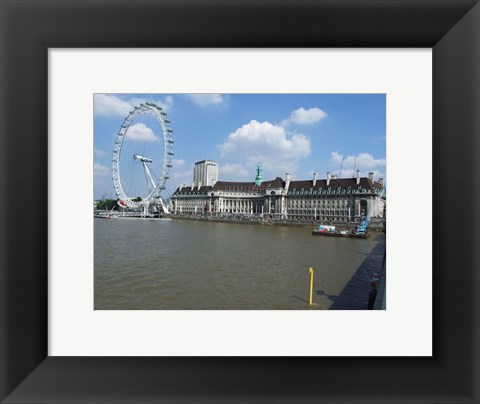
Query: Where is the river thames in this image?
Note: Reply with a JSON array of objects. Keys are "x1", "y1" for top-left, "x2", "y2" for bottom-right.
[{"x1": 94, "y1": 218, "x2": 386, "y2": 310}]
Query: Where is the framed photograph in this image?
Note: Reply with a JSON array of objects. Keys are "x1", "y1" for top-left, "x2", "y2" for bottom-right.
[
  {"x1": 1, "y1": 1, "x2": 479, "y2": 403},
  {"x1": 91, "y1": 92, "x2": 388, "y2": 311},
  {"x1": 50, "y1": 50, "x2": 428, "y2": 357}
]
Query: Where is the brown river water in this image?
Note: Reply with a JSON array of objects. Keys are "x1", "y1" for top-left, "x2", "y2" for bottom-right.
[{"x1": 94, "y1": 217, "x2": 386, "y2": 310}]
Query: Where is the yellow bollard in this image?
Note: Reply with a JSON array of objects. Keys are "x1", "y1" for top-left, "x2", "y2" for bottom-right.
[{"x1": 309, "y1": 267, "x2": 314, "y2": 305}]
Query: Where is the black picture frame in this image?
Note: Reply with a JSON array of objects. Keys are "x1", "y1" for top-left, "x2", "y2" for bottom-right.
[{"x1": 1, "y1": 1, "x2": 479, "y2": 402}]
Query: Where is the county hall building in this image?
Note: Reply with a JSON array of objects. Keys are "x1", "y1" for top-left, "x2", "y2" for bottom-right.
[{"x1": 171, "y1": 164, "x2": 385, "y2": 224}]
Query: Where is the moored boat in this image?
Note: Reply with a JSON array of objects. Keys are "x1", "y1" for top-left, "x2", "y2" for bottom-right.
[{"x1": 311, "y1": 225, "x2": 369, "y2": 239}]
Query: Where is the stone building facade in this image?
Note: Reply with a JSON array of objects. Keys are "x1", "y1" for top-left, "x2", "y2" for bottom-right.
[{"x1": 171, "y1": 171, "x2": 385, "y2": 224}]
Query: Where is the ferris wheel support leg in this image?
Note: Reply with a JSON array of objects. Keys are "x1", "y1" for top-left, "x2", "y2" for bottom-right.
[
  {"x1": 142, "y1": 162, "x2": 156, "y2": 193},
  {"x1": 155, "y1": 197, "x2": 169, "y2": 215}
]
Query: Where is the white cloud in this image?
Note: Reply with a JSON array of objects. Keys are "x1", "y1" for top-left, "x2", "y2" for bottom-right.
[
  {"x1": 330, "y1": 151, "x2": 344, "y2": 165},
  {"x1": 186, "y1": 94, "x2": 227, "y2": 106},
  {"x1": 127, "y1": 123, "x2": 160, "y2": 142},
  {"x1": 282, "y1": 107, "x2": 327, "y2": 126},
  {"x1": 94, "y1": 162, "x2": 110, "y2": 176},
  {"x1": 219, "y1": 120, "x2": 310, "y2": 159},
  {"x1": 170, "y1": 167, "x2": 193, "y2": 188},
  {"x1": 220, "y1": 163, "x2": 249, "y2": 180},
  {"x1": 218, "y1": 120, "x2": 310, "y2": 180},
  {"x1": 94, "y1": 94, "x2": 174, "y2": 117},
  {"x1": 172, "y1": 159, "x2": 186, "y2": 167},
  {"x1": 329, "y1": 151, "x2": 386, "y2": 180},
  {"x1": 171, "y1": 168, "x2": 192, "y2": 182},
  {"x1": 355, "y1": 152, "x2": 386, "y2": 168},
  {"x1": 338, "y1": 168, "x2": 386, "y2": 181},
  {"x1": 159, "y1": 96, "x2": 174, "y2": 112},
  {"x1": 94, "y1": 147, "x2": 106, "y2": 157}
]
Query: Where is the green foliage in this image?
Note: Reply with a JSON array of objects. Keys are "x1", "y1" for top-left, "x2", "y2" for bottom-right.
[
  {"x1": 95, "y1": 199, "x2": 118, "y2": 211},
  {"x1": 95, "y1": 197, "x2": 143, "y2": 210}
]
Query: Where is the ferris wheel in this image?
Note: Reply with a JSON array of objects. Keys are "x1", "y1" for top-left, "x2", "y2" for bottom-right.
[{"x1": 112, "y1": 102, "x2": 174, "y2": 215}]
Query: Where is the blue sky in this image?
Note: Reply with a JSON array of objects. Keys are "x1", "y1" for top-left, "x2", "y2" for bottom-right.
[{"x1": 94, "y1": 93, "x2": 386, "y2": 200}]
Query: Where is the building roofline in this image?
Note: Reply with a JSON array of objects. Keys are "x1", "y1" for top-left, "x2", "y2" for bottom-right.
[
  {"x1": 172, "y1": 176, "x2": 385, "y2": 195},
  {"x1": 194, "y1": 160, "x2": 217, "y2": 165}
]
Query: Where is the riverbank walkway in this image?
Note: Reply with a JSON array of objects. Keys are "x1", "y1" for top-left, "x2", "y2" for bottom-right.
[{"x1": 328, "y1": 233, "x2": 386, "y2": 310}]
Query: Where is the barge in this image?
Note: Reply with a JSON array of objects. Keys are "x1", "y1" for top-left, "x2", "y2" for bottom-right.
[{"x1": 311, "y1": 225, "x2": 369, "y2": 239}]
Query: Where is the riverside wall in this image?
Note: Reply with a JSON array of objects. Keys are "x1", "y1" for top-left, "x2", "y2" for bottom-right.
[{"x1": 169, "y1": 213, "x2": 385, "y2": 231}]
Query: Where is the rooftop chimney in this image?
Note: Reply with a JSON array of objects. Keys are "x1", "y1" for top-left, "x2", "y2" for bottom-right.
[
  {"x1": 356, "y1": 170, "x2": 360, "y2": 185},
  {"x1": 326, "y1": 172, "x2": 331, "y2": 186},
  {"x1": 312, "y1": 172, "x2": 317, "y2": 186},
  {"x1": 378, "y1": 178, "x2": 384, "y2": 186},
  {"x1": 368, "y1": 172, "x2": 374, "y2": 180},
  {"x1": 285, "y1": 173, "x2": 291, "y2": 192}
]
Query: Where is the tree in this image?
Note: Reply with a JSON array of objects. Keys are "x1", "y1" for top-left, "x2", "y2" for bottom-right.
[{"x1": 95, "y1": 199, "x2": 118, "y2": 211}]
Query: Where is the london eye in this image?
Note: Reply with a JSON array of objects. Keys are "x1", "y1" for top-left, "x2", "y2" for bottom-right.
[{"x1": 112, "y1": 102, "x2": 174, "y2": 216}]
